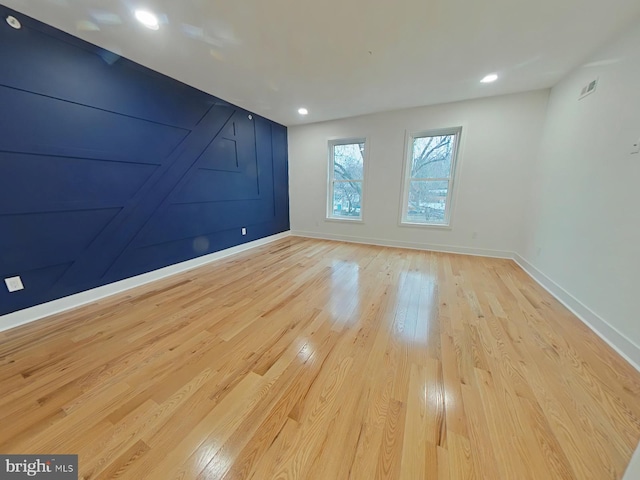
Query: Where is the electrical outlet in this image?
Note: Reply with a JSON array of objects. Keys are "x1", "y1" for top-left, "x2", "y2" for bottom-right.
[
  {"x1": 5, "y1": 276, "x2": 24, "y2": 292},
  {"x1": 241, "y1": 227, "x2": 247, "y2": 235}
]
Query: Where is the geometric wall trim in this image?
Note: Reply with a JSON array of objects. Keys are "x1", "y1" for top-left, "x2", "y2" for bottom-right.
[{"x1": 0, "y1": 6, "x2": 289, "y2": 316}]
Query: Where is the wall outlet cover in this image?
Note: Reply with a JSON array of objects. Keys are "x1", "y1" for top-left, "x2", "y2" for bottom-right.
[{"x1": 5, "y1": 276, "x2": 24, "y2": 292}]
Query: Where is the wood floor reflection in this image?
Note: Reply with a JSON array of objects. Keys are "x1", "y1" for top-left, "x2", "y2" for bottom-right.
[{"x1": 1, "y1": 237, "x2": 639, "y2": 479}]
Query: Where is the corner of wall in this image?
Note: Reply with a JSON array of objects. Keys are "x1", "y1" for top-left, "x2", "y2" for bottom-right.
[
  {"x1": 514, "y1": 253, "x2": 640, "y2": 371},
  {"x1": 515, "y1": 21, "x2": 640, "y2": 373}
]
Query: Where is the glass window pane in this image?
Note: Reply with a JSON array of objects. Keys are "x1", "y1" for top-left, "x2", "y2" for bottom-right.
[
  {"x1": 332, "y1": 181, "x2": 362, "y2": 218},
  {"x1": 405, "y1": 180, "x2": 448, "y2": 224},
  {"x1": 334, "y1": 143, "x2": 364, "y2": 180},
  {"x1": 411, "y1": 135, "x2": 454, "y2": 179}
]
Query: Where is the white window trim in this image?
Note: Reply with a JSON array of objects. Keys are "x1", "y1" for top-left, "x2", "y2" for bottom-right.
[
  {"x1": 326, "y1": 137, "x2": 368, "y2": 223},
  {"x1": 398, "y1": 126, "x2": 462, "y2": 228}
]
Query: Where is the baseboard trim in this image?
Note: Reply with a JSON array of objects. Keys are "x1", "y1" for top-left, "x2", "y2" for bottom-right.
[
  {"x1": 514, "y1": 253, "x2": 640, "y2": 371},
  {"x1": 623, "y1": 441, "x2": 640, "y2": 480},
  {"x1": 0, "y1": 231, "x2": 291, "y2": 333},
  {"x1": 294, "y1": 230, "x2": 640, "y2": 371},
  {"x1": 3, "y1": 229, "x2": 638, "y2": 373},
  {"x1": 291, "y1": 230, "x2": 513, "y2": 259}
]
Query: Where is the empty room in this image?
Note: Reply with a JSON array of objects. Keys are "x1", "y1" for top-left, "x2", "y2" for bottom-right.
[{"x1": 1, "y1": 0, "x2": 639, "y2": 478}]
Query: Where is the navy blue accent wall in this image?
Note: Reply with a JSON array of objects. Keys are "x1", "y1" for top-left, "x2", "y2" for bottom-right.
[{"x1": 0, "y1": 6, "x2": 290, "y2": 316}]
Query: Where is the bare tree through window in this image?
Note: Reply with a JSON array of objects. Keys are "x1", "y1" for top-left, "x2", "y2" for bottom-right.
[
  {"x1": 328, "y1": 140, "x2": 365, "y2": 219},
  {"x1": 402, "y1": 129, "x2": 461, "y2": 225}
]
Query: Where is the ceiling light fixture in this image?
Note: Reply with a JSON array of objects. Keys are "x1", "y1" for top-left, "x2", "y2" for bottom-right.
[
  {"x1": 480, "y1": 73, "x2": 499, "y2": 83},
  {"x1": 298, "y1": 108, "x2": 308, "y2": 115},
  {"x1": 134, "y1": 9, "x2": 159, "y2": 30},
  {"x1": 6, "y1": 15, "x2": 21, "y2": 29}
]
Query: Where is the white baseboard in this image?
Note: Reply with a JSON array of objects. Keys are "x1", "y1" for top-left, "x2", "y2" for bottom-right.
[
  {"x1": 3, "y1": 229, "x2": 638, "y2": 375},
  {"x1": 623, "y1": 441, "x2": 640, "y2": 480},
  {"x1": 291, "y1": 230, "x2": 513, "y2": 259},
  {"x1": 514, "y1": 253, "x2": 640, "y2": 371},
  {"x1": 0, "y1": 231, "x2": 291, "y2": 333},
  {"x1": 294, "y1": 231, "x2": 640, "y2": 371}
]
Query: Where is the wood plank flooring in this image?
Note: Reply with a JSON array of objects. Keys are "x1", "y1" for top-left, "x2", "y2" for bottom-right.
[{"x1": 1, "y1": 237, "x2": 639, "y2": 479}]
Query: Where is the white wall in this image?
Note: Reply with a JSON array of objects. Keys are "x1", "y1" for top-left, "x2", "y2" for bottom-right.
[
  {"x1": 624, "y1": 444, "x2": 640, "y2": 480},
  {"x1": 521, "y1": 21, "x2": 640, "y2": 363},
  {"x1": 288, "y1": 20, "x2": 640, "y2": 370},
  {"x1": 289, "y1": 90, "x2": 549, "y2": 257}
]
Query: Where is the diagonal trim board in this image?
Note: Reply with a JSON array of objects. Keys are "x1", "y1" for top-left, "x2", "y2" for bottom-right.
[
  {"x1": 0, "y1": 231, "x2": 291, "y2": 333},
  {"x1": 0, "y1": 7, "x2": 290, "y2": 317},
  {"x1": 46, "y1": 104, "x2": 236, "y2": 293},
  {"x1": 1, "y1": 230, "x2": 638, "y2": 375}
]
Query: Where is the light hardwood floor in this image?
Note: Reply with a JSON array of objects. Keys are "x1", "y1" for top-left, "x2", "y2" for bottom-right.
[{"x1": 1, "y1": 237, "x2": 639, "y2": 479}]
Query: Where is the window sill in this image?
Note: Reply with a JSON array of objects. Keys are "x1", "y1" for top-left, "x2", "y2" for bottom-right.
[
  {"x1": 398, "y1": 221, "x2": 452, "y2": 230},
  {"x1": 325, "y1": 217, "x2": 364, "y2": 224}
]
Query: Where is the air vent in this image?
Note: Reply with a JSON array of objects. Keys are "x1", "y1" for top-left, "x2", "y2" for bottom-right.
[{"x1": 579, "y1": 79, "x2": 598, "y2": 100}]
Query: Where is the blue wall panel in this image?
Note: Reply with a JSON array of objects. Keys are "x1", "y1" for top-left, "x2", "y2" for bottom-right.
[
  {"x1": 0, "y1": 86, "x2": 189, "y2": 164},
  {"x1": 0, "y1": 6, "x2": 289, "y2": 316}
]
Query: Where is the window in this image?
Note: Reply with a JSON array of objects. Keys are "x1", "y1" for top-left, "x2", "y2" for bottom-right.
[
  {"x1": 400, "y1": 127, "x2": 461, "y2": 226},
  {"x1": 327, "y1": 139, "x2": 366, "y2": 221}
]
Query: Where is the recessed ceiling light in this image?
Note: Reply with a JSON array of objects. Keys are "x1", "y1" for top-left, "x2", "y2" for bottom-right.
[
  {"x1": 134, "y1": 10, "x2": 159, "y2": 30},
  {"x1": 298, "y1": 108, "x2": 308, "y2": 115},
  {"x1": 481, "y1": 73, "x2": 499, "y2": 83},
  {"x1": 6, "y1": 15, "x2": 21, "y2": 29}
]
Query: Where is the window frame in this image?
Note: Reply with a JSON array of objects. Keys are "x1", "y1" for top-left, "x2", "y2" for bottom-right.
[
  {"x1": 399, "y1": 127, "x2": 462, "y2": 228},
  {"x1": 326, "y1": 137, "x2": 368, "y2": 222}
]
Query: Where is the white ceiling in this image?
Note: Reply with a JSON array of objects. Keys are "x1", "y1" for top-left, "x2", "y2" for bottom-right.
[{"x1": 4, "y1": 0, "x2": 640, "y2": 126}]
